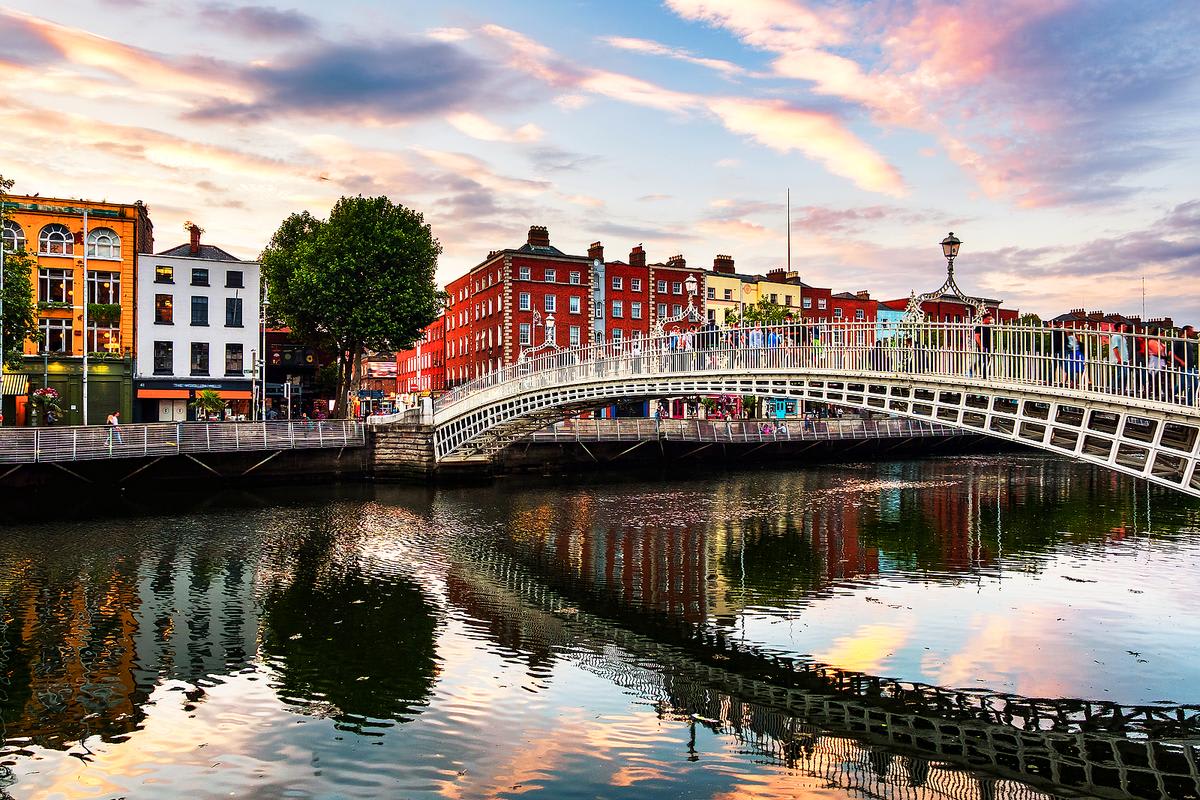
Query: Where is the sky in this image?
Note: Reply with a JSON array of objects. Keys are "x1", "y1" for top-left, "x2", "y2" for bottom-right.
[{"x1": 1, "y1": 0, "x2": 1198, "y2": 322}]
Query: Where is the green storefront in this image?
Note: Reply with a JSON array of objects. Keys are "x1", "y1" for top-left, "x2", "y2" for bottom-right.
[{"x1": 21, "y1": 355, "x2": 133, "y2": 427}]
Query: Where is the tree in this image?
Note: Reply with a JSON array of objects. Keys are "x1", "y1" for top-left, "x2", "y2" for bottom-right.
[
  {"x1": 190, "y1": 388, "x2": 226, "y2": 419},
  {"x1": 261, "y1": 196, "x2": 441, "y2": 418},
  {"x1": 0, "y1": 174, "x2": 39, "y2": 369},
  {"x1": 742, "y1": 297, "x2": 788, "y2": 326}
]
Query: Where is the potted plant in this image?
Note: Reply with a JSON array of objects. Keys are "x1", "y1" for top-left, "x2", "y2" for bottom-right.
[{"x1": 30, "y1": 386, "x2": 64, "y2": 426}]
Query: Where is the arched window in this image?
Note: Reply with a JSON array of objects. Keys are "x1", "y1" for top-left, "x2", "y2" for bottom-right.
[
  {"x1": 39, "y1": 223, "x2": 74, "y2": 256},
  {"x1": 2, "y1": 219, "x2": 25, "y2": 252},
  {"x1": 86, "y1": 227, "x2": 121, "y2": 260}
]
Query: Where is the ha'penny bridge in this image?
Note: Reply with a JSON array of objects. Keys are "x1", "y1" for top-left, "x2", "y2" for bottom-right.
[
  {"x1": 454, "y1": 528, "x2": 1200, "y2": 800},
  {"x1": 408, "y1": 319, "x2": 1200, "y2": 497}
]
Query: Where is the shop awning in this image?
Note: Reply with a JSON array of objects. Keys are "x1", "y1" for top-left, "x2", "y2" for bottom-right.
[
  {"x1": 2, "y1": 373, "x2": 29, "y2": 395},
  {"x1": 138, "y1": 389, "x2": 189, "y2": 399},
  {"x1": 216, "y1": 390, "x2": 252, "y2": 400}
]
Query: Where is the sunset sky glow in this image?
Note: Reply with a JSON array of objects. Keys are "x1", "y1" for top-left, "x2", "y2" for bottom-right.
[{"x1": 2, "y1": 0, "x2": 1198, "y2": 320}]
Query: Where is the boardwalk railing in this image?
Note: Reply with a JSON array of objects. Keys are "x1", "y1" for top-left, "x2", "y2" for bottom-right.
[
  {"x1": 0, "y1": 420, "x2": 365, "y2": 464},
  {"x1": 436, "y1": 320, "x2": 1200, "y2": 419},
  {"x1": 529, "y1": 417, "x2": 958, "y2": 443}
]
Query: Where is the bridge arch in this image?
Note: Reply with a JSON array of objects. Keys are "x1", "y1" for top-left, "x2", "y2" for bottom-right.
[{"x1": 429, "y1": 322, "x2": 1200, "y2": 497}]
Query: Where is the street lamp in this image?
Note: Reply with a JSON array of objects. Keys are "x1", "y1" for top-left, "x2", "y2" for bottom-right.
[
  {"x1": 545, "y1": 313, "x2": 556, "y2": 345},
  {"x1": 941, "y1": 232, "x2": 962, "y2": 273}
]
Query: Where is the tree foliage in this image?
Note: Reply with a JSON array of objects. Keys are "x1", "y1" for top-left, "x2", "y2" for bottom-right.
[
  {"x1": 260, "y1": 196, "x2": 441, "y2": 417},
  {"x1": 1, "y1": 174, "x2": 39, "y2": 369}
]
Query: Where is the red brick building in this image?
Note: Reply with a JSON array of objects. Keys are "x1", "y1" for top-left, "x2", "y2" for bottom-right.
[
  {"x1": 395, "y1": 315, "x2": 445, "y2": 395},
  {"x1": 443, "y1": 226, "x2": 591, "y2": 387},
  {"x1": 649, "y1": 253, "x2": 708, "y2": 334}
]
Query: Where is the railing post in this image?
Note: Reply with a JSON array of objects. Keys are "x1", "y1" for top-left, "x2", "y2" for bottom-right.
[
  {"x1": 34, "y1": 428, "x2": 40, "y2": 463},
  {"x1": 72, "y1": 429, "x2": 77, "y2": 460},
  {"x1": 234, "y1": 424, "x2": 240, "y2": 451},
  {"x1": 143, "y1": 425, "x2": 148, "y2": 457},
  {"x1": 206, "y1": 423, "x2": 212, "y2": 451}
]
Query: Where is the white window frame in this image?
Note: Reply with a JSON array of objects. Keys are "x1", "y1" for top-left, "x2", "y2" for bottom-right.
[
  {"x1": 569, "y1": 325, "x2": 581, "y2": 347},
  {"x1": 818, "y1": 298, "x2": 827, "y2": 310},
  {"x1": 672, "y1": 304, "x2": 682, "y2": 316},
  {"x1": 2, "y1": 220, "x2": 26, "y2": 252},
  {"x1": 612, "y1": 276, "x2": 623, "y2": 290},
  {"x1": 611, "y1": 300, "x2": 623, "y2": 318},
  {"x1": 672, "y1": 282, "x2": 682, "y2": 294},
  {"x1": 544, "y1": 294, "x2": 556, "y2": 312},
  {"x1": 631, "y1": 302, "x2": 643, "y2": 320},
  {"x1": 803, "y1": 297, "x2": 813, "y2": 309},
  {"x1": 39, "y1": 223, "x2": 74, "y2": 256},
  {"x1": 544, "y1": 268, "x2": 556, "y2": 282},
  {"x1": 631, "y1": 278, "x2": 642, "y2": 292},
  {"x1": 518, "y1": 292, "x2": 530, "y2": 311},
  {"x1": 656, "y1": 280, "x2": 667, "y2": 293},
  {"x1": 569, "y1": 271, "x2": 581, "y2": 285},
  {"x1": 518, "y1": 266, "x2": 531, "y2": 280},
  {"x1": 855, "y1": 308, "x2": 865, "y2": 320},
  {"x1": 569, "y1": 296, "x2": 581, "y2": 314},
  {"x1": 86, "y1": 227, "x2": 121, "y2": 260},
  {"x1": 657, "y1": 303, "x2": 667, "y2": 317}
]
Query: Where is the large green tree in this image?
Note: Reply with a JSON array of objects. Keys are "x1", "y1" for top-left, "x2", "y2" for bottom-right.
[
  {"x1": 1, "y1": 175, "x2": 39, "y2": 369},
  {"x1": 260, "y1": 196, "x2": 442, "y2": 417}
]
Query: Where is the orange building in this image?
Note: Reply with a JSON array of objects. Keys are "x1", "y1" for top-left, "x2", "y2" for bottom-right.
[{"x1": 1, "y1": 194, "x2": 153, "y2": 425}]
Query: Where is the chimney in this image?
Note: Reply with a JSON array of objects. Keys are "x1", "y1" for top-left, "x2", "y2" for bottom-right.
[
  {"x1": 855, "y1": 290, "x2": 871, "y2": 300},
  {"x1": 527, "y1": 225, "x2": 550, "y2": 248},
  {"x1": 588, "y1": 241, "x2": 604, "y2": 262},
  {"x1": 629, "y1": 245, "x2": 646, "y2": 268},
  {"x1": 1087, "y1": 310, "x2": 1104, "y2": 320},
  {"x1": 712, "y1": 254, "x2": 735, "y2": 274},
  {"x1": 189, "y1": 223, "x2": 201, "y2": 255},
  {"x1": 666, "y1": 254, "x2": 686, "y2": 268},
  {"x1": 766, "y1": 268, "x2": 786, "y2": 282}
]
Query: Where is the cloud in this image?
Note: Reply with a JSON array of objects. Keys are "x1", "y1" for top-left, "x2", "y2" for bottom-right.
[
  {"x1": 790, "y1": 205, "x2": 930, "y2": 234},
  {"x1": 482, "y1": 23, "x2": 906, "y2": 196},
  {"x1": 599, "y1": 35, "x2": 748, "y2": 78},
  {"x1": 638, "y1": 194, "x2": 671, "y2": 202},
  {"x1": 527, "y1": 145, "x2": 602, "y2": 173},
  {"x1": 706, "y1": 97, "x2": 907, "y2": 196},
  {"x1": 190, "y1": 40, "x2": 486, "y2": 122},
  {"x1": 446, "y1": 112, "x2": 544, "y2": 143},
  {"x1": 714, "y1": 158, "x2": 740, "y2": 168},
  {"x1": 0, "y1": 12, "x2": 60, "y2": 66},
  {"x1": 197, "y1": 4, "x2": 318, "y2": 38},
  {"x1": 664, "y1": 0, "x2": 1200, "y2": 207}
]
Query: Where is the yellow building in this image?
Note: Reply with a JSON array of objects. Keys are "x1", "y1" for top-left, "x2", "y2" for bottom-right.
[
  {"x1": 704, "y1": 256, "x2": 805, "y2": 324},
  {"x1": 1, "y1": 194, "x2": 153, "y2": 425}
]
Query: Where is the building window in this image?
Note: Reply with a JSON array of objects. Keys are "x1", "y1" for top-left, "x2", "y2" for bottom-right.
[
  {"x1": 569, "y1": 271, "x2": 581, "y2": 285},
  {"x1": 87, "y1": 271, "x2": 120, "y2": 304},
  {"x1": 770, "y1": 293, "x2": 778, "y2": 304},
  {"x1": 708, "y1": 309, "x2": 716, "y2": 321},
  {"x1": 191, "y1": 296, "x2": 209, "y2": 326},
  {"x1": 544, "y1": 294, "x2": 556, "y2": 312},
  {"x1": 2, "y1": 220, "x2": 25, "y2": 252},
  {"x1": 39, "y1": 318, "x2": 72, "y2": 353},
  {"x1": 855, "y1": 308, "x2": 865, "y2": 320},
  {"x1": 657, "y1": 303, "x2": 667, "y2": 317},
  {"x1": 803, "y1": 297, "x2": 812, "y2": 309},
  {"x1": 611, "y1": 328, "x2": 623, "y2": 342},
  {"x1": 818, "y1": 298, "x2": 827, "y2": 310},
  {"x1": 612, "y1": 276, "x2": 623, "y2": 290},
  {"x1": 518, "y1": 292, "x2": 530, "y2": 311},
  {"x1": 38, "y1": 268, "x2": 74, "y2": 303},
  {"x1": 155, "y1": 294, "x2": 173, "y2": 324},
  {"x1": 544, "y1": 268, "x2": 556, "y2": 282},
  {"x1": 569, "y1": 325, "x2": 580, "y2": 347},
  {"x1": 86, "y1": 228, "x2": 121, "y2": 260},
  {"x1": 672, "y1": 282, "x2": 682, "y2": 295},
  {"x1": 611, "y1": 300, "x2": 623, "y2": 318},
  {"x1": 519, "y1": 266, "x2": 531, "y2": 280},
  {"x1": 226, "y1": 270, "x2": 244, "y2": 288},
  {"x1": 672, "y1": 304, "x2": 682, "y2": 316},
  {"x1": 706, "y1": 287, "x2": 715, "y2": 299},
  {"x1": 569, "y1": 295, "x2": 581, "y2": 314},
  {"x1": 191, "y1": 268, "x2": 209, "y2": 286},
  {"x1": 190, "y1": 342, "x2": 209, "y2": 375},
  {"x1": 595, "y1": 305, "x2": 603, "y2": 319},
  {"x1": 724, "y1": 288, "x2": 732, "y2": 300},
  {"x1": 225, "y1": 343, "x2": 243, "y2": 375},
  {"x1": 226, "y1": 297, "x2": 243, "y2": 327},
  {"x1": 87, "y1": 323, "x2": 120, "y2": 354},
  {"x1": 833, "y1": 307, "x2": 843, "y2": 318},
  {"x1": 38, "y1": 223, "x2": 73, "y2": 256},
  {"x1": 631, "y1": 278, "x2": 642, "y2": 292},
  {"x1": 784, "y1": 295, "x2": 793, "y2": 306},
  {"x1": 656, "y1": 280, "x2": 667, "y2": 293},
  {"x1": 519, "y1": 323, "x2": 531, "y2": 345},
  {"x1": 153, "y1": 341, "x2": 173, "y2": 374},
  {"x1": 631, "y1": 302, "x2": 643, "y2": 319},
  {"x1": 155, "y1": 264, "x2": 174, "y2": 284}
]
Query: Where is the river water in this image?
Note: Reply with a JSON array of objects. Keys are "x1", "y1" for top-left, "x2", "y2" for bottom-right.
[{"x1": 1, "y1": 456, "x2": 1199, "y2": 800}]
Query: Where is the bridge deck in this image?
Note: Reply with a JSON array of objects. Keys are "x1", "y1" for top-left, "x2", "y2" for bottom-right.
[
  {"x1": 0, "y1": 420, "x2": 365, "y2": 464},
  {"x1": 529, "y1": 417, "x2": 960, "y2": 443}
]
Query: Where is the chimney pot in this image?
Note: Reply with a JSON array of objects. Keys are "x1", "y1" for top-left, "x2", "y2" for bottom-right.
[
  {"x1": 527, "y1": 225, "x2": 550, "y2": 248},
  {"x1": 712, "y1": 254, "x2": 735, "y2": 274}
]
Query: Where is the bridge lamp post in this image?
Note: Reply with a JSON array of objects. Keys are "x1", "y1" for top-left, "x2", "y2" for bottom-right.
[{"x1": 941, "y1": 232, "x2": 962, "y2": 275}]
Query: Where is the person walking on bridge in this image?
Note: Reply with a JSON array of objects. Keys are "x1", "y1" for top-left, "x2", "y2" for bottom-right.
[{"x1": 106, "y1": 410, "x2": 123, "y2": 446}]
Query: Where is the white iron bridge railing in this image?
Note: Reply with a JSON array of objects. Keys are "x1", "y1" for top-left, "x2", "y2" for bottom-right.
[
  {"x1": 435, "y1": 320, "x2": 1200, "y2": 420},
  {"x1": 529, "y1": 417, "x2": 959, "y2": 444},
  {"x1": 0, "y1": 420, "x2": 365, "y2": 464}
]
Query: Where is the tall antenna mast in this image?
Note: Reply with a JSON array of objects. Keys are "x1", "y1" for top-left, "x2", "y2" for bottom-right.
[{"x1": 786, "y1": 188, "x2": 791, "y2": 273}]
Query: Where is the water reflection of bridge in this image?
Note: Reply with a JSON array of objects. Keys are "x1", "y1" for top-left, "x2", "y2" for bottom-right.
[{"x1": 452, "y1": 522, "x2": 1200, "y2": 800}]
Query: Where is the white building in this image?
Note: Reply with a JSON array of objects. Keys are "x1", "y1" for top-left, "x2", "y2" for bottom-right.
[{"x1": 134, "y1": 224, "x2": 261, "y2": 421}]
